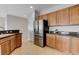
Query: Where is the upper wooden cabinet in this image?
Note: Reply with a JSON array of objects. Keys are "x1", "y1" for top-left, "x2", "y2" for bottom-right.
[
  {"x1": 57, "y1": 8, "x2": 70, "y2": 25},
  {"x1": 47, "y1": 12, "x2": 57, "y2": 26},
  {"x1": 38, "y1": 16, "x2": 42, "y2": 20},
  {"x1": 38, "y1": 5, "x2": 79, "y2": 25},
  {"x1": 70, "y1": 5, "x2": 79, "y2": 24},
  {"x1": 42, "y1": 15, "x2": 47, "y2": 20},
  {"x1": 38, "y1": 15, "x2": 47, "y2": 20}
]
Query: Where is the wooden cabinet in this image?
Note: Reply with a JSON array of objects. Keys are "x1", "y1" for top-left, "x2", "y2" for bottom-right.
[
  {"x1": 56, "y1": 35, "x2": 62, "y2": 51},
  {"x1": 46, "y1": 34, "x2": 52, "y2": 47},
  {"x1": 47, "y1": 12, "x2": 57, "y2": 26},
  {"x1": 1, "y1": 40, "x2": 10, "y2": 55},
  {"x1": 38, "y1": 15, "x2": 47, "y2": 20},
  {"x1": 56, "y1": 35, "x2": 71, "y2": 53},
  {"x1": 46, "y1": 34, "x2": 56, "y2": 48},
  {"x1": 71, "y1": 37, "x2": 79, "y2": 54},
  {"x1": 10, "y1": 36, "x2": 16, "y2": 52},
  {"x1": 0, "y1": 33, "x2": 22, "y2": 55},
  {"x1": 37, "y1": 5, "x2": 79, "y2": 25},
  {"x1": 16, "y1": 33, "x2": 22, "y2": 48},
  {"x1": 38, "y1": 16, "x2": 43, "y2": 20},
  {"x1": 42, "y1": 15, "x2": 47, "y2": 20},
  {"x1": 57, "y1": 8, "x2": 70, "y2": 25},
  {"x1": 46, "y1": 33, "x2": 79, "y2": 54},
  {"x1": 70, "y1": 5, "x2": 79, "y2": 24}
]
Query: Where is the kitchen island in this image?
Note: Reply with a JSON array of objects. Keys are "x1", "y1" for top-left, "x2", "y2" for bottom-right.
[{"x1": 0, "y1": 33, "x2": 22, "y2": 55}]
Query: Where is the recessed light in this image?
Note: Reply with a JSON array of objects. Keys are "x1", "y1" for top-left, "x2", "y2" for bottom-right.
[
  {"x1": 23, "y1": 15, "x2": 27, "y2": 18},
  {"x1": 30, "y1": 6, "x2": 33, "y2": 8}
]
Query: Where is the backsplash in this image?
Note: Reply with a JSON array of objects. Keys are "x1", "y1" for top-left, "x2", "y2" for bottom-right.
[
  {"x1": 49, "y1": 26, "x2": 79, "y2": 32},
  {"x1": 0, "y1": 30, "x2": 19, "y2": 34}
]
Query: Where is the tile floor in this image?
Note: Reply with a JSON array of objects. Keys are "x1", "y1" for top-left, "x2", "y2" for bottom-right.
[{"x1": 10, "y1": 40, "x2": 71, "y2": 55}]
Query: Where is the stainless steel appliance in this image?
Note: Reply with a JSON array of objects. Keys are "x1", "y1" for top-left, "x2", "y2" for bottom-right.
[{"x1": 34, "y1": 20, "x2": 49, "y2": 47}]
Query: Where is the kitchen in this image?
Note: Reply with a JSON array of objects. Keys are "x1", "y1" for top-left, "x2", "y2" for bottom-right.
[
  {"x1": 34, "y1": 4, "x2": 79, "y2": 55},
  {"x1": 0, "y1": 4, "x2": 79, "y2": 55}
]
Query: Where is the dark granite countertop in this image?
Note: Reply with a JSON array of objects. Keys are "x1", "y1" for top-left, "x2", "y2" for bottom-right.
[
  {"x1": 0, "y1": 34, "x2": 15, "y2": 39},
  {"x1": 0, "y1": 33, "x2": 22, "y2": 39},
  {"x1": 48, "y1": 31, "x2": 79, "y2": 37}
]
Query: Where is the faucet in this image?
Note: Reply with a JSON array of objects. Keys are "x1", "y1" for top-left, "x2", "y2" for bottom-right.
[{"x1": 54, "y1": 29, "x2": 58, "y2": 33}]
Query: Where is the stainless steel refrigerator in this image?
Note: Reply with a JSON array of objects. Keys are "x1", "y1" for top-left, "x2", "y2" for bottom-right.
[{"x1": 34, "y1": 20, "x2": 49, "y2": 47}]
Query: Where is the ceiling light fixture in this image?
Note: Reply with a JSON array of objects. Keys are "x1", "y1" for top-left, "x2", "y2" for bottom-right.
[{"x1": 30, "y1": 6, "x2": 33, "y2": 9}]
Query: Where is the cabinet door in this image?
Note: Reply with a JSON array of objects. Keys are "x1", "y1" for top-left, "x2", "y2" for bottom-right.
[
  {"x1": 38, "y1": 16, "x2": 43, "y2": 20},
  {"x1": 42, "y1": 15, "x2": 47, "y2": 20},
  {"x1": 57, "y1": 8, "x2": 70, "y2": 25},
  {"x1": 50, "y1": 35, "x2": 56, "y2": 48},
  {"x1": 61, "y1": 36, "x2": 71, "y2": 53},
  {"x1": 56, "y1": 35, "x2": 70, "y2": 53},
  {"x1": 70, "y1": 5, "x2": 79, "y2": 24},
  {"x1": 16, "y1": 33, "x2": 22, "y2": 48},
  {"x1": 0, "y1": 45, "x2": 1, "y2": 55},
  {"x1": 47, "y1": 12, "x2": 57, "y2": 26},
  {"x1": 46, "y1": 34, "x2": 56, "y2": 48},
  {"x1": 10, "y1": 36, "x2": 16, "y2": 52},
  {"x1": 71, "y1": 37, "x2": 79, "y2": 54},
  {"x1": 56, "y1": 35, "x2": 62, "y2": 51},
  {"x1": 1, "y1": 40, "x2": 10, "y2": 55},
  {"x1": 38, "y1": 15, "x2": 47, "y2": 20},
  {"x1": 46, "y1": 35, "x2": 51, "y2": 47}
]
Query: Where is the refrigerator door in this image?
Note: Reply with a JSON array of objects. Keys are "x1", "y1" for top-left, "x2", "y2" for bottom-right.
[
  {"x1": 34, "y1": 20, "x2": 39, "y2": 34},
  {"x1": 38, "y1": 20, "x2": 43, "y2": 36}
]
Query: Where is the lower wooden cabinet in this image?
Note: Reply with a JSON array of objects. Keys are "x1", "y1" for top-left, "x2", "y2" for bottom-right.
[
  {"x1": 16, "y1": 33, "x2": 22, "y2": 48},
  {"x1": 46, "y1": 34, "x2": 71, "y2": 53},
  {"x1": 55, "y1": 35, "x2": 62, "y2": 51},
  {"x1": 1, "y1": 40, "x2": 11, "y2": 55},
  {"x1": 46, "y1": 33, "x2": 79, "y2": 54},
  {"x1": 56, "y1": 35, "x2": 71, "y2": 53},
  {"x1": 0, "y1": 33, "x2": 22, "y2": 55},
  {"x1": 71, "y1": 37, "x2": 79, "y2": 54},
  {"x1": 10, "y1": 36, "x2": 16, "y2": 52},
  {"x1": 46, "y1": 35, "x2": 52, "y2": 47},
  {"x1": 46, "y1": 34, "x2": 56, "y2": 48}
]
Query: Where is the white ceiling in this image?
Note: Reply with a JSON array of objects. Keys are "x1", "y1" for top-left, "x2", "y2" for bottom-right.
[
  {"x1": 30, "y1": 4, "x2": 56, "y2": 11},
  {"x1": 0, "y1": 4, "x2": 56, "y2": 17}
]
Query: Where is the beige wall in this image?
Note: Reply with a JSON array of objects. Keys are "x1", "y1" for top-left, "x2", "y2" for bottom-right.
[
  {"x1": 0, "y1": 17, "x2": 5, "y2": 30},
  {"x1": 6, "y1": 14, "x2": 28, "y2": 40},
  {"x1": 27, "y1": 10, "x2": 35, "y2": 41},
  {"x1": 49, "y1": 26, "x2": 79, "y2": 32}
]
